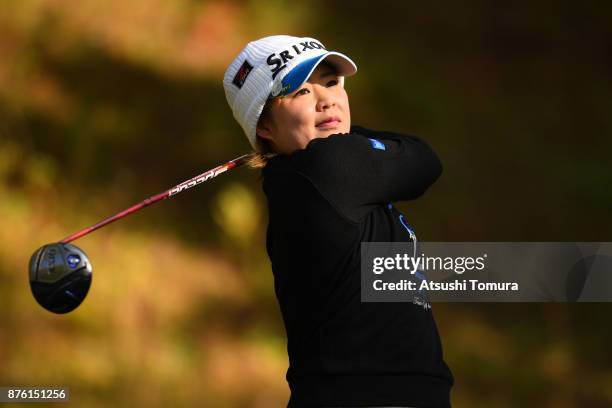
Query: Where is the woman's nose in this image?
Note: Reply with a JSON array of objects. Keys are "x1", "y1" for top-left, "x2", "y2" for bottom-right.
[{"x1": 315, "y1": 86, "x2": 335, "y2": 111}]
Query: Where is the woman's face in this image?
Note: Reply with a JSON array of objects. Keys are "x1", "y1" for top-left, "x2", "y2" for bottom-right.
[{"x1": 256, "y1": 62, "x2": 351, "y2": 155}]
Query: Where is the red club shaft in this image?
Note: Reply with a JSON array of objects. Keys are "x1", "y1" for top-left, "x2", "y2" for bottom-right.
[{"x1": 60, "y1": 153, "x2": 253, "y2": 244}]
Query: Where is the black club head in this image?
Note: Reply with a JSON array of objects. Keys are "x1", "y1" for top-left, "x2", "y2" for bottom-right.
[{"x1": 29, "y1": 243, "x2": 92, "y2": 314}]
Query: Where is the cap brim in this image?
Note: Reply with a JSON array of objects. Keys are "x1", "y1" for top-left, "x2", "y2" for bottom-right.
[{"x1": 279, "y1": 51, "x2": 357, "y2": 97}]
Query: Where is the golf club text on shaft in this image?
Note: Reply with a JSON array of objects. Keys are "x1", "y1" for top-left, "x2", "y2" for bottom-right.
[{"x1": 169, "y1": 165, "x2": 230, "y2": 196}]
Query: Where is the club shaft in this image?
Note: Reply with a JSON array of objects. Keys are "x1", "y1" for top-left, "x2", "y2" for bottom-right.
[{"x1": 60, "y1": 154, "x2": 253, "y2": 244}]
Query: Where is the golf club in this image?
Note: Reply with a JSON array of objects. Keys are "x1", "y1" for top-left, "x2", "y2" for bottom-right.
[{"x1": 29, "y1": 153, "x2": 254, "y2": 314}]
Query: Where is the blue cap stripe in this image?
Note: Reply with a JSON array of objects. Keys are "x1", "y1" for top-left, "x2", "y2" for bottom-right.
[{"x1": 279, "y1": 55, "x2": 326, "y2": 96}]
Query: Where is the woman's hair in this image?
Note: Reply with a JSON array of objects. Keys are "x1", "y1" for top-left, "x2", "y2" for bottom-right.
[{"x1": 248, "y1": 99, "x2": 277, "y2": 169}]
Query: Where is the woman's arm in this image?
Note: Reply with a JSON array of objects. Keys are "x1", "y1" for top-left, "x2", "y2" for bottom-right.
[{"x1": 288, "y1": 126, "x2": 443, "y2": 221}]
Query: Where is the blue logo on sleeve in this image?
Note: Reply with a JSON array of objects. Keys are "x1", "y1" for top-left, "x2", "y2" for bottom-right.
[{"x1": 368, "y1": 138, "x2": 386, "y2": 150}]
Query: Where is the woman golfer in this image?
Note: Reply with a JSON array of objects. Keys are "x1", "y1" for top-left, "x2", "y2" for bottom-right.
[{"x1": 224, "y1": 35, "x2": 453, "y2": 408}]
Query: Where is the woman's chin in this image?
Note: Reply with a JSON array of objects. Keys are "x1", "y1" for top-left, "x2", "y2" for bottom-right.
[{"x1": 316, "y1": 127, "x2": 349, "y2": 138}]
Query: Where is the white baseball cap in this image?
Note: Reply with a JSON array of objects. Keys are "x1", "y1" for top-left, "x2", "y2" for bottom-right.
[{"x1": 223, "y1": 35, "x2": 357, "y2": 150}]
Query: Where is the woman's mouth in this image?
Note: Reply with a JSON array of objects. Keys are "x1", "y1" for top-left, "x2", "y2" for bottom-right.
[{"x1": 316, "y1": 116, "x2": 341, "y2": 129}]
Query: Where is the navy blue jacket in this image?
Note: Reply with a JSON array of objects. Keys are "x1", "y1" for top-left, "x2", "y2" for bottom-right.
[{"x1": 262, "y1": 126, "x2": 453, "y2": 408}]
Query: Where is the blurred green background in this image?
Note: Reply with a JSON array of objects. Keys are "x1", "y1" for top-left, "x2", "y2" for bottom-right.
[{"x1": 1, "y1": 1, "x2": 611, "y2": 407}]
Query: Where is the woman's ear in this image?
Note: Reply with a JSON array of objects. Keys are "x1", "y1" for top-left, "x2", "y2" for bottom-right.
[
  {"x1": 257, "y1": 100, "x2": 276, "y2": 143},
  {"x1": 256, "y1": 122, "x2": 274, "y2": 142}
]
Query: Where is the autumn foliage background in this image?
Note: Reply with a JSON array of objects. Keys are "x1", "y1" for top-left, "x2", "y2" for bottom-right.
[{"x1": 1, "y1": 1, "x2": 611, "y2": 407}]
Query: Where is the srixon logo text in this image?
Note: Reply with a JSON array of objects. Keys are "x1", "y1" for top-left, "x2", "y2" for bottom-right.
[{"x1": 267, "y1": 41, "x2": 326, "y2": 79}]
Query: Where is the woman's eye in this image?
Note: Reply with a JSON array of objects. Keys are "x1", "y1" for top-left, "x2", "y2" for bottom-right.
[
  {"x1": 295, "y1": 88, "x2": 310, "y2": 97},
  {"x1": 327, "y1": 79, "x2": 339, "y2": 87}
]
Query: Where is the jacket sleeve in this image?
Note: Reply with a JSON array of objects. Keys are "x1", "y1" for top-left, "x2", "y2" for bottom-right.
[{"x1": 288, "y1": 125, "x2": 443, "y2": 221}]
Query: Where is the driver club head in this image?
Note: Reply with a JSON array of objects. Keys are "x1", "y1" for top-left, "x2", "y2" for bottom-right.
[{"x1": 29, "y1": 243, "x2": 92, "y2": 314}]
